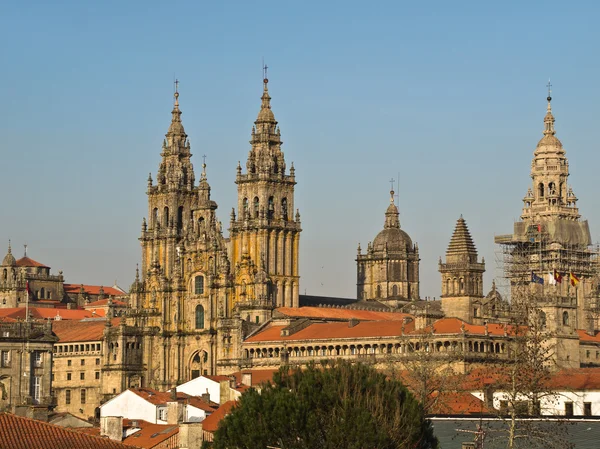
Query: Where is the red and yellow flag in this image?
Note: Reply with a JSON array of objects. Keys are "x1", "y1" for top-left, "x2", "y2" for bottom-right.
[{"x1": 570, "y1": 272, "x2": 580, "y2": 287}]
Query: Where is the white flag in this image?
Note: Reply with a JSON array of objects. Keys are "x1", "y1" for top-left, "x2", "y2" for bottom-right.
[{"x1": 548, "y1": 272, "x2": 557, "y2": 285}]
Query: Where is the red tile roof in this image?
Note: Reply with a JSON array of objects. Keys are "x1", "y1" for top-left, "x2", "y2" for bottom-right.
[
  {"x1": 245, "y1": 320, "x2": 414, "y2": 343},
  {"x1": 129, "y1": 388, "x2": 216, "y2": 411},
  {"x1": 276, "y1": 306, "x2": 411, "y2": 322},
  {"x1": 86, "y1": 299, "x2": 128, "y2": 307},
  {"x1": 578, "y1": 329, "x2": 600, "y2": 342},
  {"x1": 53, "y1": 318, "x2": 120, "y2": 342},
  {"x1": 0, "y1": 412, "x2": 130, "y2": 448},
  {"x1": 63, "y1": 284, "x2": 125, "y2": 296},
  {"x1": 546, "y1": 368, "x2": 600, "y2": 390},
  {"x1": 229, "y1": 369, "x2": 279, "y2": 387},
  {"x1": 16, "y1": 256, "x2": 49, "y2": 268},
  {"x1": 201, "y1": 401, "x2": 237, "y2": 433},
  {"x1": 0, "y1": 307, "x2": 105, "y2": 321},
  {"x1": 427, "y1": 318, "x2": 516, "y2": 336},
  {"x1": 428, "y1": 391, "x2": 493, "y2": 415},
  {"x1": 122, "y1": 423, "x2": 178, "y2": 449}
]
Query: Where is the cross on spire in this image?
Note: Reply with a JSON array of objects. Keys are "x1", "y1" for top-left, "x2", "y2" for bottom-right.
[
  {"x1": 263, "y1": 62, "x2": 269, "y2": 84},
  {"x1": 174, "y1": 79, "x2": 179, "y2": 94},
  {"x1": 546, "y1": 79, "x2": 552, "y2": 100},
  {"x1": 24, "y1": 244, "x2": 27, "y2": 257}
]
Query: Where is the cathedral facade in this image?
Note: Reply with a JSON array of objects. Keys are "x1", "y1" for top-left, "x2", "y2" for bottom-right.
[{"x1": 121, "y1": 76, "x2": 301, "y2": 389}]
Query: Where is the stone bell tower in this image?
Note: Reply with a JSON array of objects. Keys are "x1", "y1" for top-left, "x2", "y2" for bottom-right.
[
  {"x1": 439, "y1": 216, "x2": 485, "y2": 323},
  {"x1": 229, "y1": 71, "x2": 301, "y2": 309}
]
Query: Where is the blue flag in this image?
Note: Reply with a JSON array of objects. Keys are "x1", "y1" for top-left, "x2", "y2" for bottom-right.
[{"x1": 531, "y1": 271, "x2": 544, "y2": 285}]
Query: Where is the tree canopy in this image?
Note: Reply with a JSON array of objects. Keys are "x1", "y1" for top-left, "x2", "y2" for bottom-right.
[{"x1": 210, "y1": 361, "x2": 438, "y2": 449}]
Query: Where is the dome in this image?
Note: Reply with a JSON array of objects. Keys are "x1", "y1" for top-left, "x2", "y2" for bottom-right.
[
  {"x1": 372, "y1": 227, "x2": 413, "y2": 253},
  {"x1": 2, "y1": 244, "x2": 16, "y2": 267},
  {"x1": 257, "y1": 108, "x2": 275, "y2": 122}
]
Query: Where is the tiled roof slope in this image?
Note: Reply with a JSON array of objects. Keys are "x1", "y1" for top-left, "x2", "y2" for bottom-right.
[
  {"x1": 122, "y1": 423, "x2": 178, "y2": 449},
  {"x1": 63, "y1": 284, "x2": 124, "y2": 296},
  {"x1": 201, "y1": 401, "x2": 237, "y2": 433},
  {"x1": 0, "y1": 413, "x2": 131, "y2": 449},
  {"x1": 245, "y1": 320, "x2": 415, "y2": 343},
  {"x1": 275, "y1": 306, "x2": 410, "y2": 322},
  {"x1": 53, "y1": 318, "x2": 120, "y2": 342},
  {"x1": 0, "y1": 307, "x2": 105, "y2": 321},
  {"x1": 16, "y1": 256, "x2": 49, "y2": 268}
]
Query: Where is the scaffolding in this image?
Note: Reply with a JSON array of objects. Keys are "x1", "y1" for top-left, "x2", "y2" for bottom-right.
[{"x1": 495, "y1": 221, "x2": 600, "y2": 306}]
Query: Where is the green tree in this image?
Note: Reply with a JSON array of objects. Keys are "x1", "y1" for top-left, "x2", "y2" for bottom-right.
[{"x1": 211, "y1": 361, "x2": 438, "y2": 449}]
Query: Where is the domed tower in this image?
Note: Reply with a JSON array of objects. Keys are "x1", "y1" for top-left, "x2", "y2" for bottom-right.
[
  {"x1": 439, "y1": 216, "x2": 485, "y2": 322},
  {"x1": 356, "y1": 189, "x2": 419, "y2": 305}
]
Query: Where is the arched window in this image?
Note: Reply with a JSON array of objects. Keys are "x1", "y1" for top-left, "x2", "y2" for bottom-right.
[
  {"x1": 194, "y1": 275, "x2": 204, "y2": 295},
  {"x1": 376, "y1": 285, "x2": 381, "y2": 298},
  {"x1": 40, "y1": 288, "x2": 45, "y2": 299},
  {"x1": 163, "y1": 206, "x2": 169, "y2": 227},
  {"x1": 152, "y1": 208, "x2": 158, "y2": 228},
  {"x1": 268, "y1": 196, "x2": 274, "y2": 219},
  {"x1": 548, "y1": 182, "x2": 556, "y2": 195},
  {"x1": 538, "y1": 183, "x2": 544, "y2": 198},
  {"x1": 392, "y1": 285, "x2": 398, "y2": 296},
  {"x1": 242, "y1": 198, "x2": 249, "y2": 217},
  {"x1": 195, "y1": 305, "x2": 205, "y2": 329},
  {"x1": 281, "y1": 198, "x2": 288, "y2": 221},
  {"x1": 459, "y1": 278, "x2": 465, "y2": 293},
  {"x1": 563, "y1": 311, "x2": 569, "y2": 326},
  {"x1": 253, "y1": 197, "x2": 259, "y2": 218}
]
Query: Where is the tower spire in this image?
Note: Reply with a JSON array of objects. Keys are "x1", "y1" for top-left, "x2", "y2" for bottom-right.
[
  {"x1": 167, "y1": 79, "x2": 187, "y2": 140},
  {"x1": 544, "y1": 79, "x2": 555, "y2": 136}
]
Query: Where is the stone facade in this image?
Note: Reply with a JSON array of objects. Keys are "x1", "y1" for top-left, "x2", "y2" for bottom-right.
[{"x1": 0, "y1": 320, "x2": 56, "y2": 413}]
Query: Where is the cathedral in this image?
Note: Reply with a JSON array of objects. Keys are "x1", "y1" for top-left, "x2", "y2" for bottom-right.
[{"x1": 2, "y1": 77, "x2": 600, "y2": 420}]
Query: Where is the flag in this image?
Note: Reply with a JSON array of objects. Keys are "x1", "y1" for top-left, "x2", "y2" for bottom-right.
[
  {"x1": 570, "y1": 272, "x2": 580, "y2": 287},
  {"x1": 537, "y1": 224, "x2": 542, "y2": 232},
  {"x1": 531, "y1": 271, "x2": 544, "y2": 285},
  {"x1": 554, "y1": 269, "x2": 563, "y2": 284},
  {"x1": 548, "y1": 272, "x2": 556, "y2": 285}
]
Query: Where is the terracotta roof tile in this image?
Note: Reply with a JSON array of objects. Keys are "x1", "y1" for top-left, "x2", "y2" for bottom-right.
[
  {"x1": 201, "y1": 401, "x2": 237, "y2": 433},
  {"x1": 53, "y1": 318, "x2": 120, "y2": 342},
  {"x1": 0, "y1": 412, "x2": 131, "y2": 448},
  {"x1": 16, "y1": 256, "x2": 49, "y2": 268},
  {"x1": 229, "y1": 369, "x2": 279, "y2": 387},
  {"x1": 245, "y1": 320, "x2": 413, "y2": 343},
  {"x1": 428, "y1": 318, "x2": 515, "y2": 336},
  {"x1": 428, "y1": 391, "x2": 493, "y2": 415},
  {"x1": 276, "y1": 306, "x2": 410, "y2": 322},
  {"x1": 0, "y1": 307, "x2": 105, "y2": 321},
  {"x1": 64, "y1": 284, "x2": 125, "y2": 296},
  {"x1": 129, "y1": 388, "x2": 216, "y2": 411},
  {"x1": 122, "y1": 423, "x2": 178, "y2": 449},
  {"x1": 86, "y1": 299, "x2": 128, "y2": 307},
  {"x1": 578, "y1": 329, "x2": 600, "y2": 342}
]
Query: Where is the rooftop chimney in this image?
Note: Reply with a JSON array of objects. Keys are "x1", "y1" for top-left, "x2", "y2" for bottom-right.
[{"x1": 100, "y1": 416, "x2": 123, "y2": 442}]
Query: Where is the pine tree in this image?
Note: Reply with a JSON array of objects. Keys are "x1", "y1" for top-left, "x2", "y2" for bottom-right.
[{"x1": 210, "y1": 361, "x2": 438, "y2": 449}]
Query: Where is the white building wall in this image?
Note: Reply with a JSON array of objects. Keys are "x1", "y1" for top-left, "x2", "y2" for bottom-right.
[
  {"x1": 472, "y1": 390, "x2": 600, "y2": 416},
  {"x1": 100, "y1": 390, "x2": 162, "y2": 424},
  {"x1": 185, "y1": 405, "x2": 208, "y2": 423},
  {"x1": 175, "y1": 376, "x2": 221, "y2": 404}
]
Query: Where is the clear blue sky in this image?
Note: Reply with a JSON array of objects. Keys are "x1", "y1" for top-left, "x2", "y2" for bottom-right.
[{"x1": 1, "y1": 0, "x2": 599, "y2": 299}]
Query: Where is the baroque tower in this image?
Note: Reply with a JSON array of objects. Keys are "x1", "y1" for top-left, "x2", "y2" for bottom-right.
[
  {"x1": 357, "y1": 189, "x2": 419, "y2": 305},
  {"x1": 439, "y1": 216, "x2": 485, "y2": 323},
  {"x1": 229, "y1": 74, "x2": 301, "y2": 309},
  {"x1": 129, "y1": 85, "x2": 232, "y2": 389},
  {"x1": 496, "y1": 89, "x2": 597, "y2": 368}
]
